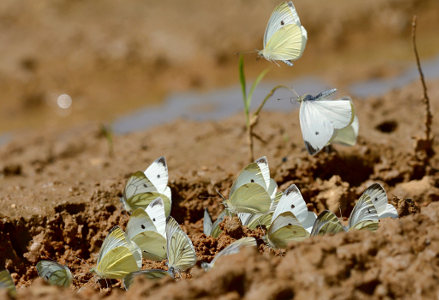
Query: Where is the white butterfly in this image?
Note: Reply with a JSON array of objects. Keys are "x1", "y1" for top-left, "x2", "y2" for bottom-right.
[
  {"x1": 311, "y1": 193, "x2": 379, "y2": 236},
  {"x1": 362, "y1": 183, "x2": 398, "y2": 219},
  {"x1": 225, "y1": 157, "x2": 276, "y2": 214},
  {"x1": 259, "y1": 1, "x2": 307, "y2": 66},
  {"x1": 121, "y1": 156, "x2": 172, "y2": 216},
  {"x1": 126, "y1": 197, "x2": 167, "y2": 261},
  {"x1": 166, "y1": 217, "x2": 197, "y2": 276},
  {"x1": 203, "y1": 209, "x2": 226, "y2": 238},
  {"x1": 36, "y1": 260, "x2": 73, "y2": 287},
  {"x1": 143, "y1": 156, "x2": 172, "y2": 200},
  {"x1": 201, "y1": 237, "x2": 257, "y2": 271},
  {"x1": 265, "y1": 184, "x2": 316, "y2": 248},
  {"x1": 296, "y1": 88, "x2": 355, "y2": 155},
  {"x1": 91, "y1": 226, "x2": 142, "y2": 280}
]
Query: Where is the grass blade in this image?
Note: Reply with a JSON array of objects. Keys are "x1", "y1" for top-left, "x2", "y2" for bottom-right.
[
  {"x1": 239, "y1": 54, "x2": 247, "y2": 112},
  {"x1": 246, "y1": 68, "x2": 270, "y2": 110}
]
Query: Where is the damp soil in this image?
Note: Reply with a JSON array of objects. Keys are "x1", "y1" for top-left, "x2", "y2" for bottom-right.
[{"x1": 0, "y1": 75, "x2": 438, "y2": 299}]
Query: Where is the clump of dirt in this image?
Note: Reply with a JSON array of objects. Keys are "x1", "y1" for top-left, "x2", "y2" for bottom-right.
[{"x1": 0, "y1": 78, "x2": 438, "y2": 298}]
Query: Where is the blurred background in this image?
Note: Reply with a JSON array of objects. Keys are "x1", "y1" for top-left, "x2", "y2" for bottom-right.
[{"x1": 0, "y1": 0, "x2": 438, "y2": 137}]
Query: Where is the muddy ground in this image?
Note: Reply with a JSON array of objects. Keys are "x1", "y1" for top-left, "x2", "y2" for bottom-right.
[
  {"x1": 1, "y1": 0, "x2": 439, "y2": 299},
  {"x1": 1, "y1": 75, "x2": 439, "y2": 299}
]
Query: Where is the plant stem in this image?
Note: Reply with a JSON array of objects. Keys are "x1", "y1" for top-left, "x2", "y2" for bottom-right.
[
  {"x1": 412, "y1": 16, "x2": 432, "y2": 145},
  {"x1": 247, "y1": 85, "x2": 295, "y2": 162}
]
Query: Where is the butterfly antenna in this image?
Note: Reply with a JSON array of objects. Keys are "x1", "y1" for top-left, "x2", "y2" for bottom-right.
[{"x1": 215, "y1": 188, "x2": 227, "y2": 202}]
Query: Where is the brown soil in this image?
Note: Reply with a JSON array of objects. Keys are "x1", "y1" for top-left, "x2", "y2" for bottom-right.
[{"x1": 1, "y1": 73, "x2": 438, "y2": 298}]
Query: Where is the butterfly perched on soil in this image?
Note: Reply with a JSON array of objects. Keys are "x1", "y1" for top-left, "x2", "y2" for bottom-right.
[
  {"x1": 259, "y1": 1, "x2": 307, "y2": 66},
  {"x1": 91, "y1": 226, "x2": 142, "y2": 280},
  {"x1": 265, "y1": 184, "x2": 316, "y2": 248},
  {"x1": 311, "y1": 192, "x2": 379, "y2": 236},
  {"x1": 36, "y1": 260, "x2": 73, "y2": 287},
  {"x1": 225, "y1": 157, "x2": 278, "y2": 214},
  {"x1": 201, "y1": 237, "x2": 257, "y2": 271},
  {"x1": 122, "y1": 156, "x2": 172, "y2": 216},
  {"x1": 126, "y1": 197, "x2": 167, "y2": 261},
  {"x1": 165, "y1": 217, "x2": 197, "y2": 277}
]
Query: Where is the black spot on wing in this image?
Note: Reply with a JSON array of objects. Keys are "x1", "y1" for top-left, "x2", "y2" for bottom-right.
[
  {"x1": 304, "y1": 141, "x2": 319, "y2": 155},
  {"x1": 281, "y1": 20, "x2": 285, "y2": 25}
]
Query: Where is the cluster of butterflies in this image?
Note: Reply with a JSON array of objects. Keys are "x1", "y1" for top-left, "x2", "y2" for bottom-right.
[
  {"x1": 259, "y1": 1, "x2": 359, "y2": 155},
  {"x1": 205, "y1": 156, "x2": 398, "y2": 249},
  {"x1": 0, "y1": 155, "x2": 398, "y2": 294}
]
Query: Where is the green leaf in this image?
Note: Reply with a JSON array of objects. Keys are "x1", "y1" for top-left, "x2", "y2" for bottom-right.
[
  {"x1": 246, "y1": 68, "x2": 270, "y2": 110},
  {"x1": 238, "y1": 54, "x2": 247, "y2": 112}
]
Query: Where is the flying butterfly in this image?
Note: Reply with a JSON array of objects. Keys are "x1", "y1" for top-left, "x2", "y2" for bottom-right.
[
  {"x1": 201, "y1": 237, "x2": 257, "y2": 271},
  {"x1": 126, "y1": 197, "x2": 167, "y2": 261},
  {"x1": 311, "y1": 193, "x2": 379, "y2": 236},
  {"x1": 123, "y1": 269, "x2": 171, "y2": 290},
  {"x1": 36, "y1": 260, "x2": 73, "y2": 287},
  {"x1": 91, "y1": 226, "x2": 142, "y2": 280},
  {"x1": 121, "y1": 156, "x2": 172, "y2": 216},
  {"x1": 296, "y1": 88, "x2": 355, "y2": 155},
  {"x1": 166, "y1": 216, "x2": 197, "y2": 276},
  {"x1": 259, "y1": 1, "x2": 307, "y2": 66},
  {"x1": 0, "y1": 269, "x2": 16, "y2": 298}
]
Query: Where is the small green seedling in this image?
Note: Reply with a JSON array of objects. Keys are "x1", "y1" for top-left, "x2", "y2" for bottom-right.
[{"x1": 238, "y1": 54, "x2": 293, "y2": 162}]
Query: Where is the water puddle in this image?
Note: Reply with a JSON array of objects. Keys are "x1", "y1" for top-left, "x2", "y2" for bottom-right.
[{"x1": 113, "y1": 54, "x2": 439, "y2": 134}]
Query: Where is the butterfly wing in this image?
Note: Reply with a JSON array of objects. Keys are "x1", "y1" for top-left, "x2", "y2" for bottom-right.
[
  {"x1": 204, "y1": 237, "x2": 257, "y2": 271},
  {"x1": 272, "y1": 184, "x2": 312, "y2": 227},
  {"x1": 210, "y1": 210, "x2": 226, "y2": 238},
  {"x1": 267, "y1": 212, "x2": 309, "y2": 248},
  {"x1": 145, "y1": 197, "x2": 167, "y2": 237},
  {"x1": 262, "y1": 1, "x2": 307, "y2": 64},
  {"x1": 36, "y1": 260, "x2": 73, "y2": 287},
  {"x1": 254, "y1": 156, "x2": 271, "y2": 190},
  {"x1": 348, "y1": 194, "x2": 379, "y2": 231},
  {"x1": 362, "y1": 183, "x2": 398, "y2": 219},
  {"x1": 94, "y1": 226, "x2": 142, "y2": 279},
  {"x1": 0, "y1": 270, "x2": 16, "y2": 297},
  {"x1": 310, "y1": 210, "x2": 345, "y2": 236},
  {"x1": 230, "y1": 162, "x2": 268, "y2": 195},
  {"x1": 239, "y1": 212, "x2": 273, "y2": 229},
  {"x1": 144, "y1": 156, "x2": 169, "y2": 194},
  {"x1": 227, "y1": 183, "x2": 272, "y2": 214},
  {"x1": 123, "y1": 269, "x2": 171, "y2": 290},
  {"x1": 203, "y1": 208, "x2": 213, "y2": 236},
  {"x1": 166, "y1": 217, "x2": 197, "y2": 273},
  {"x1": 332, "y1": 115, "x2": 359, "y2": 146},
  {"x1": 300, "y1": 97, "x2": 353, "y2": 155},
  {"x1": 123, "y1": 171, "x2": 158, "y2": 212},
  {"x1": 126, "y1": 207, "x2": 167, "y2": 261}
]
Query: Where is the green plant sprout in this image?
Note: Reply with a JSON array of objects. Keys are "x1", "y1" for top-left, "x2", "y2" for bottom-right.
[
  {"x1": 99, "y1": 123, "x2": 114, "y2": 157},
  {"x1": 239, "y1": 54, "x2": 294, "y2": 162}
]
